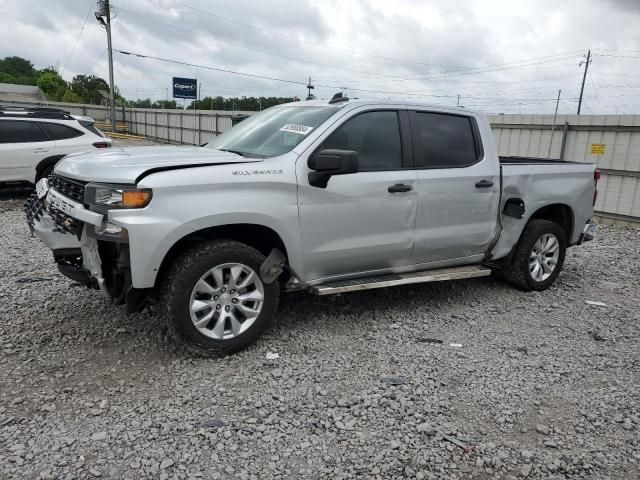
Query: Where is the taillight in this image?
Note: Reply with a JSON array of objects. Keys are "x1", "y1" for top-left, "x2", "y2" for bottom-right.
[
  {"x1": 593, "y1": 168, "x2": 600, "y2": 206},
  {"x1": 93, "y1": 142, "x2": 111, "y2": 148}
]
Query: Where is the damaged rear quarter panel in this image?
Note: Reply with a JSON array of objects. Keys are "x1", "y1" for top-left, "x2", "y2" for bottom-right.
[{"x1": 491, "y1": 163, "x2": 595, "y2": 260}]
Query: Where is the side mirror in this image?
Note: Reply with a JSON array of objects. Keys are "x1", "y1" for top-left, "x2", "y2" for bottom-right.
[{"x1": 308, "y1": 149, "x2": 359, "y2": 188}]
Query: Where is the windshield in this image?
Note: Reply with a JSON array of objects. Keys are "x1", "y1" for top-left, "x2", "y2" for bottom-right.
[{"x1": 205, "y1": 105, "x2": 338, "y2": 158}]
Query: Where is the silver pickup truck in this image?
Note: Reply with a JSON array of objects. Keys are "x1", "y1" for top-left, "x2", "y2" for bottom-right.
[{"x1": 26, "y1": 95, "x2": 598, "y2": 355}]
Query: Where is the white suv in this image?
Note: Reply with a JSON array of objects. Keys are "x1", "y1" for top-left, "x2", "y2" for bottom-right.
[{"x1": 0, "y1": 107, "x2": 112, "y2": 184}]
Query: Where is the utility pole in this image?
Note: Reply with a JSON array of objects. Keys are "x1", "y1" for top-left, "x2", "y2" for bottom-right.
[
  {"x1": 548, "y1": 89, "x2": 561, "y2": 158},
  {"x1": 306, "y1": 77, "x2": 315, "y2": 100},
  {"x1": 577, "y1": 49, "x2": 591, "y2": 115},
  {"x1": 95, "y1": 1, "x2": 116, "y2": 133}
]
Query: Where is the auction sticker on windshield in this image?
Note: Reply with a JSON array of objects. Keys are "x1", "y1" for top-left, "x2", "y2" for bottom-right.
[{"x1": 280, "y1": 124, "x2": 314, "y2": 135}]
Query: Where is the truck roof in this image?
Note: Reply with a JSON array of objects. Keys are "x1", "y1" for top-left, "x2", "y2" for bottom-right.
[{"x1": 282, "y1": 98, "x2": 481, "y2": 116}]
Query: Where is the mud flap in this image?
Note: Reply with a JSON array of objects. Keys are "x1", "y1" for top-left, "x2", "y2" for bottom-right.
[{"x1": 260, "y1": 248, "x2": 286, "y2": 284}]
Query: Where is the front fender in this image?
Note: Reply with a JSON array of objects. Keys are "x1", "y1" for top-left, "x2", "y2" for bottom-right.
[
  {"x1": 109, "y1": 209, "x2": 300, "y2": 289},
  {"x1": 110, "y1": 158, "x2": 301, "y2": 288}
]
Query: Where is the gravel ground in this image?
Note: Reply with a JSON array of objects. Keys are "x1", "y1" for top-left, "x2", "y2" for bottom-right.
[{"x1": 0, "y1": 194, "x2": 639, "y2": 480}]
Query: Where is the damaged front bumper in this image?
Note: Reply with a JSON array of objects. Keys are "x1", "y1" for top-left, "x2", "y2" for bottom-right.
[{"x1": 26, "y1": 178, "x2": 147, "y2": 312}]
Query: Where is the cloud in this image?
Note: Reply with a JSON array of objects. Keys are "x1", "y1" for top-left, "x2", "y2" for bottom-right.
[
  {"x1": 0, "y1": 0, "x2": 638, "y2": 113},
  {"x1": 601, "y1": 0, "x2": 640, "y2": 13}
]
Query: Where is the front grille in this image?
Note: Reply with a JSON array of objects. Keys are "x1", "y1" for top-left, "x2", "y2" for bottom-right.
[
  {"x1": 49, "y1": 174, "x2": 86, "y2": 203},
  {"x1": 25, "y1": 174, "x2": 87, "y2": 237}
]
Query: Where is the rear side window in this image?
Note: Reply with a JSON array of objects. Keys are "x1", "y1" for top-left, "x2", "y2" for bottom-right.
[
  {"x1": 322, "y1": 110, "x2": 402, "y2": 171},
  {"x1": 39, "y1": 122, "x2": 83, "y2": 140},
  {"x1": 0, "y1": 120, "x2": 48, "y2": 143},
  {"x1": 78, "y1": 120, "x2": 104, "y2": 138},
  {"x1": 410, "y1": 112, "x2": 479, "y2": 168}
]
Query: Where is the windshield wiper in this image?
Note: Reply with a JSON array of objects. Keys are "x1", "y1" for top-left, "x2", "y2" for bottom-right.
[{"x1": 217, "y1": 148, "x2": 245, "y2": 157}]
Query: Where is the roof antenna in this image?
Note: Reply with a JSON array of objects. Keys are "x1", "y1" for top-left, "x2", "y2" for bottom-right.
[{"x1": 329, "y1": 92, "x2": 349, "y2": 104}]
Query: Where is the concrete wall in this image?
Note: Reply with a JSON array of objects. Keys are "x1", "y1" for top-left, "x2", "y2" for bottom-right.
[
  {"x1": 0, "y1": 83, "x2": 46, "y2": 102},
  {"x1": 125, "y1": 108, "x2": 254, "y2": 145},
  {"x1": 490, "y1": 114, "x2": 640, "y2": 226},
  {"x1": 0, "y1": 98, "x2": 124, "y2": 122}
]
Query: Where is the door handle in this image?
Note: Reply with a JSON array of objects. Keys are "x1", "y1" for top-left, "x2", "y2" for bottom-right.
[
  {"x1": 475, "y1": 180, "x2": 494, "y2": 188},
  {"x1": 33, "y1": 148, "x2": 49, "y2": 153},
  {"x1": 388, "y1": 183, "x2": 413, "y2": 193}
]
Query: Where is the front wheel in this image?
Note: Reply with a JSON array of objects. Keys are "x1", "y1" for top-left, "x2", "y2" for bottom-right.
[
  {"x1": 502, "y1": 219, "x2": 567, "y2": 291},
  {"x1": 162, "y1": 240, "x2": 279, "y2": 356}
]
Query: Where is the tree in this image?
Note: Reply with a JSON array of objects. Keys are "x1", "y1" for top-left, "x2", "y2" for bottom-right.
[
  {"x1": 70, "y1": 74, "x2": 111, "y2": 104},
  {"x1": 0, "y1": 56, "x2": 123, "y2": 105},
  {"x1": 37, "y1": 70, "x2": 67, "y2": 101},
  {"x1": 186, "y1": 96, "x2": 299, "y2": 111},
  {"x1": 0, "y1": 56, "x2": 37, "y2": 85},
  {"x1": 61, "y1": 90, "x2": 82, "y2": 103}
]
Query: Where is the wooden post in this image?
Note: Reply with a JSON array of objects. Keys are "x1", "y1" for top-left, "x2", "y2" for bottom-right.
[{"x1": 559, "y1": 122, "x2": 570, "y2": 161}]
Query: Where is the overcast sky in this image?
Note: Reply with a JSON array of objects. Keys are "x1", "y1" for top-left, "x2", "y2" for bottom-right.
[{"x1": 1, "y1": 0, "x2": 639, "y2": 113}]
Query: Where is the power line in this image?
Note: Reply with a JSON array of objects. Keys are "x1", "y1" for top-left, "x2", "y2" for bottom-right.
[
  {"x1": 115, "y1": 49, "x2": 580, "y2": 103},
  {"x1": 60, "y1": 0, "x2": 95, "y2": 76},
  {"x1": 82, "y1": 48, "x2": 108, "y2": 77},
  {"x1": 171, "y1": 0, "x2": 471, "y2": 69},
  {"x1": 112, "y1": 5, "x2": 406, "y2": 79},
  {"x1": 593, "y1": 53, "x2": 640, "y2": 59},
  {"x1": 112, "y1": 4, "x2": 582, "y2": 82},
  {"x1": 173, "y1": 0, "x2": 586, "y2": 73},
  {"x1": 115, "y1": 49, "x2": 309, "y2": 86}
]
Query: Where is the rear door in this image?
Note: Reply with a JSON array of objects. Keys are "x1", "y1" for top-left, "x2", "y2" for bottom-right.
[
  {"x1": 0, "y1": 120, "x2": 53, "y2": 182},
  {"x1": 296, "y1": 108, "x2": 418, "y2": 282},
  {"x1": 408, "y1": 111, "x2": 499, "y2": 266},
  {"x1": 38, "y1": 122, "x2": 89, "y2": 155}
]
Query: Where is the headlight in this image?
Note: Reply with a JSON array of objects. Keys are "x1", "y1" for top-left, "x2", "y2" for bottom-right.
[{"x1": 85, "y1": 184, "x2": 152, "y2": 209}]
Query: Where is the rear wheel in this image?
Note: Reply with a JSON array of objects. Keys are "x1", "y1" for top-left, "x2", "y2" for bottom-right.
[
  {"x1": 162, "y1": 240, "x2": 279, "y2": 356},
  {"x1": 502, "y1": 219, "x2": 566, "y2": 291}
]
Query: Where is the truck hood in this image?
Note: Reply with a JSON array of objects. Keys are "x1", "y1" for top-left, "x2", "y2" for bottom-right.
[{"x1": 55, "y1": 146, "x2": 262, "y2": 184}]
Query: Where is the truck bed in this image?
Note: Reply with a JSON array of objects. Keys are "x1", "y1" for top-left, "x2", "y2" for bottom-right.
[{"x1": 499, "y1": 156, "x2": 582, "y2": 165}]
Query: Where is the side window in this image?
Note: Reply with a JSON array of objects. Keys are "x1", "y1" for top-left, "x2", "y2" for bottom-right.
[
  {"x1": 410, "y1": 112, "x2": 479, "y2": 168},
  {"x1": 39, "y1": 123, "x2": 83, "y2": 140},
  {"x1": 0, "y1": 120, "x2": 48, "y2": 143},
  {"x1": 322, "y1": 110, "x2": 402, "y2": 171}
]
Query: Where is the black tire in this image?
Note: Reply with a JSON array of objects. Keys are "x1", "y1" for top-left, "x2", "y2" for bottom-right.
[
  {"x1": 502, "y1": 219, "x2": 567, "y2": 291},
  {"x1": 36, "y1": 164, "x2": 54, "y2": 182},
  {"x1": 161, "y1": 240, "x2": 279, "y2": 356}
]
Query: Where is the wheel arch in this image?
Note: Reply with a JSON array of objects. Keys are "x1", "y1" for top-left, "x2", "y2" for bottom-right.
[
  {"x1": 526, "y1": 203, "x2": 574, "y2": 243},
  {"x1": 155, "y1": 223, "x2": 290, "y2": 288},
  {"x1": 35, "y1": 155, "x2": 66, "y2": 181}
]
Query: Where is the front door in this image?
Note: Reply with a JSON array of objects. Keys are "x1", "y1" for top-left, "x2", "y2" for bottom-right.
[{"x1": 296, "y1": 109, "x2": 418, "y2": 282}]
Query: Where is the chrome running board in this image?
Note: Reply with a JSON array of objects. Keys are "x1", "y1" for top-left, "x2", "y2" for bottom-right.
[{"x1": 310, "y1": 265, "x2": 492, "y2": 295}]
